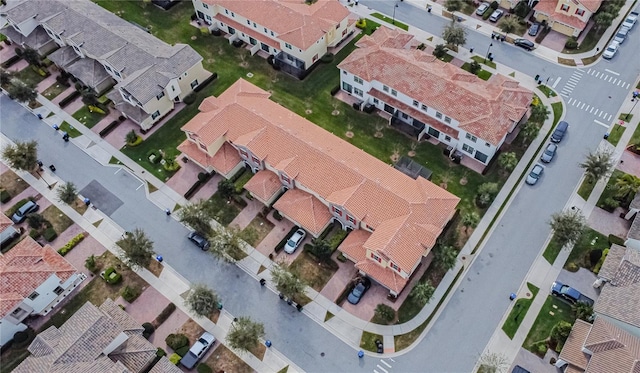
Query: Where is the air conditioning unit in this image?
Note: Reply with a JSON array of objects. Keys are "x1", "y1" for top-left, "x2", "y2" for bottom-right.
[{"x1": 592, "y1": 278, "x2": 604, "y2": 288}]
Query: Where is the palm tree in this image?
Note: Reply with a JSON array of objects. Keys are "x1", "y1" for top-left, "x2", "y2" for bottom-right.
[
  {"x1": 209, "y1": 226, "x2": 246, "y2": 262},
  {"x1": 433, "y1": 245, "x2": 458, "y2": 271},
  {"x1": 185, "y1": 284, "x2": 220, "y2": 318},
  {"x1": 615, "y1": 174, "x2": 640, "y2": 203},
  {"x1": 178, "y1": 199, "x2": 215, "y2": 237},
  {"x1": 442, "y1": 21, "x2": 467, "y2": 48},
  {"x1": 410, "y1": 281, "x2": 436, "y2": 306},
  {"x1": 1, "y1": 140, "x2": 38, "y2": 172},
  {"x1": 572, "y1": 302, "x2": 593, "y2": 322},
  {"x1": 549, "y1": 210, "x2": 586, "y2": 248},
  {"x1": 529, "y1": 103, "x2": 550, "y2": 124},
  {"x1": 461, "y1": 211, "x2": 480, "y2": 233},
  {"x1": 579, "y1": 149, "x2": 614, "y2": 183},
  {"x1": 56, "y1": 181, "x2": 78, "y2": 204},
  {"x1": 498, "y1": 17, "x2": 519, "y2": 34},
  {"x1": 226, "y1": 316, "x2": 265, "y2": 354},
  {"x1": 116, "y1": 228, "x2": 155, "y2": 269},
  {"x1": 498, "y1": 152, "x2": 518, "y2": 172},
  {"x1": 520, "y1": 122, "x2": 541, "y2": 145},
  {"x1": 433, "y1": 44, "x2": 448, "y2": 59}
]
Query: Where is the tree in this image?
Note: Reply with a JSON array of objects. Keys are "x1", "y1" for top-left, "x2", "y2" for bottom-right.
[
  {"x1": 529, "y1": 103, "x2": 550, "y2": 124},
  {"x1": 178, "y1": 199, "x2": 215, "y2": 237},
  {"x1": 444, "y1": 0, "x2": 464, "y2": 12},
  {"x1": 57, "y1": 181, "x2": 78, "y2": 204},
  {"x1": 579, "y1": 148, "x2": 614, "y2": 183},
  {"x1": 433, "y1": 44, "x2": 448, "y2": 59},
  {"x1": 210, "y1": 226, "x2": 246, "y2": 261},
  {"x1": 21, "y1": 48, "x2": 41, "y2": 66},
  {"x1": 433, "y1": 245, "x2": 457, "y2": 271},
  {"x1": 550, "y1": 320, "x2": 572, "y2": 349},
  {"x1": 572, "y1": 302, "x2": 594, "y2": 322},
  {"x1": 270, "y1": 261, "x2": 307, "y2": 302},
  {"x1": 520, "y1": 122, "x2": 541, "y2": 145},
  {"x1": 374, "y1": 304, "x2": 395, "y2": 323},
  {"x1": 442, "y1": 21, "x2": 467, "y2": 47},
  {"x1": 1, "y1": 140, "x2": 37, "y2": 171},
  {"x1": 497, "y1": 17, "x2": 519, "y2": 34},
  {"x1": 307, "y1": 238, "x2": 332, "y2": 261},
  {"x1": 476, "y1": 182, "x2": 499, "y2": 208},
  {"x1": 0, "y1": 68, "x2": 13, "y2": 85},
  {"x1": 185, "y1": 284, "x2": 220, "y2": 318},
  {"x1": 410, "y1": 281, "x2": 436, "y2": 306},
  {"x1": 498, "y1": 152, "x2": 518, "y2": 172},
  {"x1": 6, "y1": 82, "x2": 37, "y2": 103},
  {"x1": 461, "y1": 211, "x2": 480, "y2": 233},
  {"x1": 549, "y1": 210, "x2": 586, "y2": 248},
  {"x1": 469, "y1": 60, "x2": 481, "y2": 74},
  {"x1": 594, "y1": 11, "x2": 615, "y2": 30},
  {"x1": 217, "y1": 179, "x2": 236, "y2": 200},
  {"x1": 226, "y1": 316, "x2": 265, "y2": 354},
  {"x1": 116, "y1": 228, "x2": 155, "y2": 269},
  {"x1": 477, "y1": 351, "x2": 509, "y2": 373},
  {"x1": 125, "y1": 130, "x2": 138, "y2": 144},
  {"x1": 615, "y1": 173, "x2": 640, "y2": 203}
]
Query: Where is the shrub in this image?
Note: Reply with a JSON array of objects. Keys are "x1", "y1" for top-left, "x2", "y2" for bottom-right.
[
  {"x1": 589, "y1": 249, "x2": 603, "y2": 267},
  {"x1": 175, "y1": 345, "x2": 190, "y2": 357},
  {"x1": 58, "y1": 90, "x2": 81, "y2": 108},
  {"x1": 183, "y1": 93, "x2": 197, "y2": 105},
  {"x1": 14, "y1": 47, "x2": 23, "y2": 56},
  {"x1": 330, "y1": 85, "x2": 340, "y2": 96},
  {"x1": 469, "y1": 61, "x2": 481, "y2": 74},
  {"x1": 320, "y1": 53, "x2": 334, "y2": 63},
  {"x1": 55, "y1": 74, "x2": 69, "y2": 86},
  {"x1": 99, "y1": 120, "x2": 121, "y2": 137},
  {"x1": 197, "y1": 172, "x2": 209, "y2": 182},
  {"x1": 374, "y1": 304, "x2": 396, "y2": 323},
  {"x1": 593, "y1": 248, "x2": 609, "y2": 274},
  {"x1": 275, "y1": 226, "x2": 300, "y2": 253},
  {"x1": 58, "y1": 233, "x2": 85, "y2": 256},
  {"x1": 153, "y1": 302, "x2": 176, "y2": 327},
  {"x1": 43, "y1": 227, "x2": 57, "y2": 242},
  {"x1": 355, "y1": 18, "x2": 367, "y2": 29},
  {"x1": 169, "y1": 353, "x2": 181, "y2": 365},
  {"x1": 156, "y1": 348, "x2": 166, "y2": 357},
  {"x1": 27, "y1": 213, "x2": 47, "y2": 229},
  {"x1": 165, "y1": 333, "x2": 189, "y2": 350},
  {"x1": 273, "y1": 210, "x2": 283, "y2": 221},
  {"x1": 608, "y1": 234, "x2": 625, "y2": 246},
  {"x1": 0, "y1": 189, "x2": 13, "y2": 205},
  {"x1": 85, "y1": 254, "x2": 97, "y2": 272},
  {"x1": 102, "y1": 267, "x2": 122, "y2": 284},
  {"x1": 197, "y1": 364, "x2": 213, "y2": 373},
  {"x1": 482, "y1": 9, "x2": 493, "y2": 20},
  {"x1": 127, "y1": 136, "x2": 143, "y2": 146},
  {"x1": 163, "y1": 158, "x2": 180, "y2": 171},
  {"x1": 565, "y1": 37, "x2": 578, "y2": 50},
  {"x1": 29, "y1": 228, "x2": 39, "y2": 239},
  {"x1": 566, "y1": 262, "x2": 579, "y2": 272},
  {"x1": 1, "y1": 55, "x2": 21, "y2": 68},
  {"x1": 602, "y1": 197, "x2": 619, "y2": 211},
  {"x1": 142, "y1": 322, "x2": 155, "y2": 339},
  {"x1": 337, "y1": 252, "x2": 347, "y2": 262},
  {"x1": 490, "y1": 1, "x2": 499, "y2": 9},
  {"x1": 88, "y1": 105, "x2": 106, "y2": 115},
  {"x1": 193, "y1": 72, "x2": 217, "y2": 92},
  {"x1": 121, "y1": 286, "x2": 140, "y2": 302},
  {"x1": 13, "y1": 330, "x2": 28, "y2": 344}
]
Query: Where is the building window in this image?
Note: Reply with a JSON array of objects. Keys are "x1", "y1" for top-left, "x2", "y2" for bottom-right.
[
  {"x1": 354, "y1": 87, "x2": 363, "y2": 96},
  {"x1": 560, "y1": 4, "x2": 569, "y2": 11},
  {"x1": 462, "y1": 144, "x2": 474, "y2": 154},
  {"x1": 347, "y1": 215, "x2": 356, "y2": 224},
  {"x1": 199, "y1": 143, "x2": 207, "y2": 151},
  {"x1": 413, "y1": 100, "x2": 419, "y2": 107},
  {"x1": 332, "y1": 205, "x2": 343, "y2": 216},
  {"x1": 444, "y1": 116, "x2": 451, "y2": 123},
  {"x1": 401, "y1": 112, "x2": 409, "y2": 119},
  {"x1": 465, "y1": 133, "x2": 478, "y2": 142},
  {"x1": 436, "y1": 112, "x2": 443, "y2": 119},
  {"x1": 373, "y1": 98, "x2": 379, "y2": 104},
  {"x1": 281, "y1": 174, "x2": 289, "y2": 183},
  {"x1": 390, "y1": 262, "x2": 400, "y2": 271},
  {"x1": 171, "y1": 85, "x2": 176, "y2": 92},
  {"x1": 53, "y1": 286, "x2": 64, "y2": 295},
  {"x1": 252, "y1": 156, "x2": 260, "y2": 164},
  {"x1": 285, "y1": 43, "x2": 292, "y2": 49},
  {"x1": 115, "y1": 71, "x2": 121, "y2": 78},
  {"x1": 421, "y1": 104, "x2": 428, "y2": 111},
  {"x1": 28, "y1": 291, "x2": 39, "y2": 300},
  {"x1": 225, "y1": 9, "x2": 229, "y2": 14},
  {"x1": 486, "y1": 142, "x2": 490, "y2": 147},
  {"x1": 11, "y1": 307, "x2": 24, "y2": 317},
  {"x1": 575, "y1": 8, "x2": 585, "y2": 16},
  {"x1": 231, "y1": 12, "x2": 235, "y2": 17},
  {"x1": 156, "y1": 91, "x2": 165, "y2": 100},
  {"x1": 151, "y1": 110, "x2": 161, "y2": 120},
  {"x1": 370, "y1": 252, "x2": 382, "y2": 263},
  {"x1": 383, "y1": 85, "x2": 389, "y2": 92},
  {"x1": 366, "y1": 224, "x2": 375, "y2": 231},
  {"x1": 190, "y1": 79, "x2": 199, "y2": 89},
  {"x1": 206, "y1": 15, "x2": 212, "y2": 21},
  {"x1": 391, "y1": 89, "x2": 397, "y2": 96},
  {"x1": 247, "y1": 20, "x2": 251, "y2": 25},
  {"x1": 312, "y1": 54, "x2": 319, "y2": 62},
  {"x1": 104, "y1": 65, "x2": 112, "y2": 72},
  {"x1": 444, "y1": 135, "x2": 451, "y2": 141},
  {"x1": 239, "y1": 149, "x2": 248, "y2": 157},
  {"x1": 202, "y1": 3, "x2": 208, "y2": 9},
  {"x1": 354, "y1": 76, "x2": 363, "y2": 84},
  {"x1": 271, "y1": 31, "x2": 274, "y2": 36},
  {"x1": 264, "y1": 28, "x2": 268, "y2": 33}
]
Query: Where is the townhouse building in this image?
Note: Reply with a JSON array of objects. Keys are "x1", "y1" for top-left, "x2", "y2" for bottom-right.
[
  {"x1": 533, "y1": 0, "x2": 604, "y2": 37},
  {"x1": 179, "y1": 79, "x2": 459, "y2": 296},
  {"x1": 337, "y1": 27, "x2": 534, "y2": 170}
]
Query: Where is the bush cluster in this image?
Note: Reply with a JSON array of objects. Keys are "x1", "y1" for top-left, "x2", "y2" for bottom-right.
[
  {"x1": 152, "y1": 302, "x2": 176, "y2": 327},
  {"x1": 43, "y1": 227, "x2": 57, "y2": 242},
  {"x1": 165, "y1": 333, "x2": 189, "y2": 351},
  {"x1": 57, "y1": 233, "x2": 85, "y2": 256},
  {"x1": 0, "y1": 189, "x2": 11, "y2": 203},
  {"x1": 102, "y1": 267, "x2": 122, "y2": 284}
]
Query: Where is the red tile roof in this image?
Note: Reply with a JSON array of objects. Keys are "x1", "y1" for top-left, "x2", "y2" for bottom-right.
[
  {"x1": 338, "y1": 229, "x2": 370, "y2": 262},
  {"x1": 356, "y1": 260, "x2": 408, "y2": 295},
  {"x1": 338, "y1": 27, "x2": 533, "y2": 145},
  {"x1": 559, "y1": 319, "x2": 591, "y2": 371},
  {"x1": 178, "y1": 139, "x2": 216, "y2": 170},
  {"x1": 244, "y1": 170, "x2": 282, "y2": 203},
  {"x1": 273, "y1": 188, "x2": 333, "y2": 237},
  {"x1": 0, "y1": 237, "x2": 78, "y2": 318},
  {"x1": 210, "y1": 142, "x2": 243, "y2": 175},
  {"x1": 0, "y1": 213, "x2": 14, "y2": 232},
  {"x1": 534, "y1": 0, "x2": 591, "y2": 32},
  {"x1": 205, "y1": 0, "x2": 350, "y2": 49},
  {"x1": 583, "y1": 317, "x2": 640, "y2": 373}
]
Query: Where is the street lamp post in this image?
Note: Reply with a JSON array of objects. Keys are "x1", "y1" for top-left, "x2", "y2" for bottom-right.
[
  {"x1": 627, "y1": 97, "x2": 639, "y2": 121},
  {"x1": 34, "y1": 167, "x2": 52, "y2": 189},
  {"x1": 392, "y1": 3, "x2": 399, "y2": 25},
  {"x1": 484, "y1": 43, "x2": 493, "y2": 64}
]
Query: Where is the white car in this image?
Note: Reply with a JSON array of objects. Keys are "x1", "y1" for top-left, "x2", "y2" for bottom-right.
[
  {"x1": 180, "y1": 332, "x2": 216, "y2": 369},
  {"x1": 284, "y1": 228, "x2": 306, "y2": 254},
  {"x1": 476, "y1": 2, "x2": 490, "y2": 16},
  {"x1": 622, "y1": 11, "x2": 638, "y2": 29},
  {"x1": 489, "y1": 9, "x2": 504, "y2": 22},
  {"x1": 602, "y1": 41, "x2": 619, "y2": 59}
]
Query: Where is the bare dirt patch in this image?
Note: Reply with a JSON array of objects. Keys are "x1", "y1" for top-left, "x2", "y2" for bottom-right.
[
  {"x1": 204, "y1": 344, "x2": 253, "y2": 373},
  {"x1": 177, "y1": 318, "x2": 205, "y2": 345},
  {"x1": 249, "y1": 342, "x2": 266, "y2": 360},
  {"x1": 146, "y1": 259, "x2": 163, "y2": 277},
  {"x1": 0, "y1": 170, "x2": 29, "y2": 197},
  {"x1": 41, "y1": 205, "x2": 74, "y2": 234},
  {"x1": 289, "y1": 251, "x2": 338, "y2": 292},
  {"x1": 70, "y1": 198, "x2": 88, "y2": 215}
]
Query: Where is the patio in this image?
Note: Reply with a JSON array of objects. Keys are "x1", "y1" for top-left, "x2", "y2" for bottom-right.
[
  {"x1": 165, "y1": 156, "x2": 222, "y2": 200},
  {"x1": 0, "y1": 42, "x2": 28, "y2": 72}
]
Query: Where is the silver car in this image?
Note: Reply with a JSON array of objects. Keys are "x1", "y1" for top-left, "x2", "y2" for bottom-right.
[
  {"x1": 540, "y1": 143, "x2": 557, "y2": 163},
  {"x1": 526, "y1": 164, "x2": 544, "y2": 185},
  {"x1": 284, "y1": 228, "x2": 306, "y2": 254},
  {"x1": 489, "y1": 9, "x2": 504, "y2": 22},
  {"x1": 476, "y1": 2, "x2": 490, "y2": 16},
  {"x1": 613, "y1": 26, "x2": 629, "y2": 44}
]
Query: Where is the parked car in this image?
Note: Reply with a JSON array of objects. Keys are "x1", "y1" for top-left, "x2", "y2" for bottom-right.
[
  {"x1": 347, "y1": 277, "x2": 371, "y2": 305},
  {"x1": 513, "y1": 38, "x2": 535, "y2": 51},
  {"x1": 11, "y1": 200, "x2": 39, "y2": 223},
  {"x1": 489, "y1": 9, "x2": 504, "y2": 22},
  {"x1": 476, "y1": 2, "x2": 490, "y2": 16},
  {"x1": 180, "y1": 332, "x2": 216, "y2": 369},
  {"x1": 622, "y1": 11, "x2": 639, "y2": 29},
  {"x1": 551, "y1": 281, "x2": 581, "y2": 302},
  {"x1": 540, "y1": 143, "x2": 557, "y2": 163},
  {"x1": 613, "y1": 26, "x2": 630, "y2": 44},
  {"x1": 187, "y1": 231, "x2": 210, "y2": 250},
  {"x1": 528, "y1": 23, "x2": 540, "y2": 36},
  {"x1": 284, "y1": 228, "x2": 306, "y2": 254},
  {"x1": 551, "y1": 121, "x2": 569, "y2": 143},
  {"x1": 602, "y1": 41, "x2": 619, "y2": 59},
  {"x1": 525, "y1": 163, "x2": 544, "y2": 185}
]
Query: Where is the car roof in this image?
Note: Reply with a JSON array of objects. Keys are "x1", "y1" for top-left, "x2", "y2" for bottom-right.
[
  {"x1": 533, "y1": 164, "x2": 543, "y2": 171},
  {"x1": 546, "y1": 143, "x2": 557, "y2": 149}
]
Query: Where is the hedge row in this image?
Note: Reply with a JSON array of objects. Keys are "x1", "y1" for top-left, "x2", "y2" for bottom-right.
[
  {"x1": 1, "y1": 55, "x2": 21, "y2": 68},
  {"x1": 0, "y1": 189, "x2": 11, "y2": 203},
  {"x1": 193, "y1": 72, "x2": 218, "y2": 93},
  {"x1": 57, "y1": 232, "x2": 85, "y2": 256},
  {"x1": 184, "y1": 172, "x2": 213, "y2": 199},
  {"x1": 274, "y1": 225, "x2": 300, "y2": 254},
  {"x1": 58, "y1": 90, "x2": 81, "y2": 108},
  {"x1": 152, "y1": 302, "x2": 176, "y2": 328}
]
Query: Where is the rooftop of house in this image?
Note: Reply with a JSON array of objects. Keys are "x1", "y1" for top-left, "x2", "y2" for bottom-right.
[
  {"x1": 1, "y1": 0, "x2": 203, "y2": 104},
  {"x1": 0, "y1": 213, "x2": 14, "y2": 232},
  {"x1": 182, "y1": 79, "x2": 459, "y2": 274},
  {"x1": 628, "y1": 214, "x2": 640, "y2": 240},
  {"x1": 0, "y1": 236, "x2": 77, "y2": 319},
  {"x1": 533, "y1": 0, "x2": 603, "y2": 31},
  {"x1": 338, "y1": 27, "x2": 533, "y2": 145},
  {"x1": 558, "y1": 318, "x2": 592, "y2": 371},
  {"x1": 204, "y1": 0, "x2": 350, "y2": 49},
  {"x1": 14, "y1": 299, "x2": 157, "y2": 373}
]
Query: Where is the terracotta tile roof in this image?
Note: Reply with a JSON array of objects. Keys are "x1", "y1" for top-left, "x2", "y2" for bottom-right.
[
  {"x1": 559, "y1": 319, "x2": 592, "y2": 371},
  {"x1": 205, "y1": 0, "x2": 350, "y2": 49},
  {"x1": 178, "y1": 139, "x2": 216, "y2": 170},
  {"x1": 338, "y1": 27, "x2": 533, "y2": 145},
  {"x1": 579, "y1": 0, "x2": 604, "y2": 13},
  {"x1": 182, "y1": 80, "x2": 459, "y2": 289},
  {"x1": 582, "y1": 317, "x2": 640, "y2": 373},
  {"x1": 216, "y1": 14, "x2": 280, "y2": 50},
  {"x1": 273, "y1": 188, "x2": 333, "y2": 236},
  {"x1": 210, "y1": 141, "x2": 243, "y2": 175},
  {"x1": 15, "y1": 299, "x2": 155, "y2": 373},
  {"x1": 357, "y1": 26, "x2": 416, "y2": 49},
  {"x1": 0, "y1": 213, "x2": 14, "y2": 232},
  {"x1": 0, "y1": 237, "x2": 78, "y2": 318},
  {"x1": 244, "y1": 170, "x2": 282, "y2": 203},
  {"x1": 534, "y1": 0, "x2": 590, "y2": 32},
  {"x1": 337, "y1": 229, "x2": 371, "y2": 262},
  {"x1": 355, "y1": 260, "x2": 408, "y2": 294}
]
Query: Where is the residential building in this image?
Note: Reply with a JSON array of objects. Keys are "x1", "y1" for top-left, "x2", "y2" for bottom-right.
[
  {"x1": 555, "y1": 317, "x2": 640, "y2": 372},
  {"x1": 192, "y1": 0, "x2": 354, "y2": 78},
  {"x1": 533, "y1": 0, "x2": 604, "y2": 37},
  {"x1": 14, "y1": 299, "x2": 159, "y2": 373},
  {"x1": 0, "y1": 236, "x2": 86, "y2": 346},
  {"x1": 0, "y1": 0, "x2": 211, "y2": 130},
  {"x1": 179, "y1": 79, "x2": 459, "y2": 296},
  {"x1": 624, "y1": 191, "x2": 640, "y2": 250},
  {"x1": 337, "y1": 27, "x2": 533, "y2": 169},
  {"x1": 594, "y1": 244, "x2": 640, "y2": 337}
]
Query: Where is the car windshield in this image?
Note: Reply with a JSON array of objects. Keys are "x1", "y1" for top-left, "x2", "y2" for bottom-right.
[
  {"x1": 545, "y1": 147, "x2": 553, "y2": 155},
  {"x1": 352, "y1": 285, "x2": 364, "y2": 296},
  {"x1": 286, "y1": 239, "x2": 296, "y2": 246},
  {"x1": 606, "y1": 46, "x2": 616, "y2": 52}
]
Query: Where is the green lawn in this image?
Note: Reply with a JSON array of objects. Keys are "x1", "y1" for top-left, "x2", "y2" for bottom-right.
[
  {"x1": 460, "y1": 63, "x2": 491, "y2": 81},
  {"x1": 563, "y1": 228, "x2": 608, "y2": 271},
  {"x1": 551, "y1": 102, "x2": 562, "y2": 125},
  {"x1": 72, "y1": 105, "x2": 107, "y2": 129},
  {"x1": 59, "y1": 121, "x2": 82, "y2": 138},
  {"x1": 502, "y1": 283, "x2": 540, "y2": 339},
  {"x1": 470, "y1": 55, "x2": 497, "y2": 69},
  {"x1": 523, "y1": 296, "x2": 575, "y2": 356},
  {"x1": 542, "y1": 233, "x2": 563, "y2": 264},
  {"x1": 370, "y1": 12, "x2": 409, "y2": 31},
  {"x1": 537, "y1": 85, "x2": 557, "y2": 98},
  {"x1": 577, "y1": 178, "x2": 596, "y2": 200},
  {"x1": 14, "y1": 65, "x2": 47, "y2": 87},
  {"x1": 563, "y1": 26, "x2": 602, "y2": 54},
  {"x1": 606, "y1": 124, "x2": 625, "y2": 146},
  {"x1": 360, "y1": 331, "x2": 383, "y2": 352},
  {"x1": 208, "y1": 192, "x2": 242, "y2": 226},
  {"x1": 630, "y1": 120, "x2": 640, "y2": 146},
  {"x1": 620, "y1": 113, "x2": 634, "y2": 122},
  {"x1": 41, "y1": 82, "x2": 69, "y2": 100}
]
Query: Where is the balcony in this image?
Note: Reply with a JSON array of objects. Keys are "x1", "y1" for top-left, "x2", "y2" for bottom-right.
[{"x1": 274, "y1": 51, "x2": 306, "y2": 79}]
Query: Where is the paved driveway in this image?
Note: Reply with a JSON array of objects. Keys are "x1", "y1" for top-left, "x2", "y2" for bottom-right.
[{"x1": 555, "y1": 268, "x2": 600, "y2": 301}]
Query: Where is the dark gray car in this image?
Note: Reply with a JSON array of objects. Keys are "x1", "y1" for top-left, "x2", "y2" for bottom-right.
[
  {"x1": 187, "y1": 232, "x2": 210, "y2": 250},
  {"x1": 11, "y1": 200, "x2": 39, "y2": 223},
  {"x1": 514, "y1": 38, "x2": 534, "y2": 51},
  {"x1": 551, "y1": 121, "x2": 568, "y2": 143},
  {"x1": 540, "y1": 143, "x2": 557, "y2": 163},
  {"x1": 525, "y1": 163, "x2": 544, "y2": 185}
]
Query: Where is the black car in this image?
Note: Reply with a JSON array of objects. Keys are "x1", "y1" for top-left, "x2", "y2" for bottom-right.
[
  {"x1": 551, "y1": 121, "x2": 569, "y2": 143},
  {"x1": 528, "y1": 23, "x2": 540, "y2": 36},
  {"x1": 513, "y1": 38, "x2": 535, "y2": 51},
  {"x1": 347, "y1": 277, "x2": 371, "y2": 304},
  {"x1": 187, "y1": 232, "x2": 210, "y2": 250}
]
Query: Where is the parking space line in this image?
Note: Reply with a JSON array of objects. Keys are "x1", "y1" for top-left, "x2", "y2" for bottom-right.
[
  {"x1": 572, "y1": 100, "x2": 579, "y2": 106},
  {"x1": 552, "y1": 77, "x2": 561, "y2": 88},
  {"x1": 605, "y1": 68, "x2": 620, "y2": 76},
  {"x1": 599, "y1": 111, "x2": 605, "y2": 118},
  {"x1": 580, "y1": 103, "x2": 586, "y2": 109},
  {"x1": 611, "y1": 78, "x2": 618, "y2": 85},
  {"x1": 381, "y1": 360, "x2": 392, "y2": 368},
  {"x1": 568, "y1": 78, "x2": 580, "y2": 84},
  {"x1": 618, "y1": 80, "x2": 623, "y2": 86},
  {"x1": 595, "y1": 72, "x2": 601, "y2": 78},
  {"x1": 567, "y1": 98, "x2": 574, "y2": 104},
  {"x1": 625, "y1": 83, "x2": 631, "y2": 89},
  {"x1": 608, "y1": 76, "x2": 615, "y2": 82},
  {"x1": 560, "y1": 93, "x2": 569, "y2": 98},
  {"x1": 593, "y1": 109, "x2": 600, "y2": 116}
]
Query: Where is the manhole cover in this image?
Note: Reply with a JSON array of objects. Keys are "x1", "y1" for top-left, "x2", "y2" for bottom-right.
[{"x1": 320, "y1": 352, "x2": 325, "y2": 357}]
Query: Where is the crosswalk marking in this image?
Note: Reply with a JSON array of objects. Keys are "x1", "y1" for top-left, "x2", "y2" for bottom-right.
[
  {"x1": 564, "y1": 97, "x2": 612, "y2": 121},
  {"x1": 376, "y1": 365, "x2": 389, "y2": 373},
  {"x1": 594, "y1": 119, "x2": 608, "y2": 128},
  {"x1": 381, "y1": 360, "x2": 392, "y2": 368}
]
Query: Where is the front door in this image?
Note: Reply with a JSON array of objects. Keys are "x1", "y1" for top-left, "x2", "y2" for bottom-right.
[
  {"x1": 261, "y1": 43, "x2": 270, "y2": 52},
  {"x1": 342, "y1": 82, "x2": 353, "y2": 93},
  {"x1": 384, "y1": 103, "x2": 394, "y2": 114},
  {"x1": 228, "y1": 27, "x2": 236, "y2": 35}
]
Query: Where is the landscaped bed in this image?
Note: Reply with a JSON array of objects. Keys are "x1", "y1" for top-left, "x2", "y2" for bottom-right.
[
  {"x1": 203, "y1": 344, "x2": 253, "y2": 373},
  {"x1": 563, "y1": 228, "x2": 609, "y2": 272},
  {"x1": 241, "y1": 215, "x2": 274, "y2": 246},
  {"x1": 208, "y1": 192, "x2": 242, "y2": 226},
  {"x1": 523, "y1": 295, "x2": 575, "y2": 357},
  {"x1": 289, "y1": 251, "x2": 338, "y2": 292}
]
